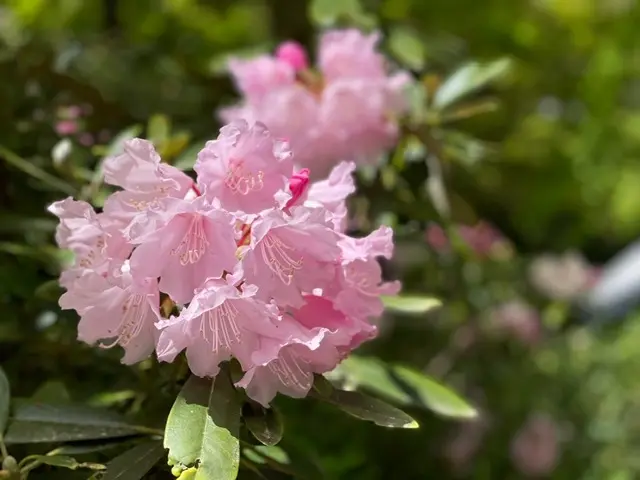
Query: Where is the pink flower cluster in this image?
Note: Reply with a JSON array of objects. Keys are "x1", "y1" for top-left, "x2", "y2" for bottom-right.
[
  {"x1": 220, "y1": 29, "x2": 410, "y2": 178},
  {"x1": 49, "y1": 120, "x2": 400, "y2": 406}
]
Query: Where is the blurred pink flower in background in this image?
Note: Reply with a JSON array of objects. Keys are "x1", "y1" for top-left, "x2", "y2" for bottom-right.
[
  {"x1": 529, "y1": 251, "x2": 598, "y2": 301},
  {"x1": 55, "y1": 120, "x2": 79, "y2": 136},
  {"x1": 443, "y1": 412, "x2": 492, "y2": 474},
  {"x1": 489, "y1": 300, "x2": 541, "y2": 346},
  {"x1": 510, "y1": 412, "x2": 560, "y2": 477},
  {"x1": 425, "y1": 221, "x2": 510, "y2": 258}
]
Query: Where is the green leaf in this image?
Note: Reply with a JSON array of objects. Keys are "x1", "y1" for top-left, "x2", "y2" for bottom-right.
[
  {"x1": 433, "y1": 57, "x2": 512, "y2": 109},
  {"x1": 243, "y1": 403, "x2": 283, "y2": 446},
  {"x1": 100, "y1": 440, "x2": 165, "y2": 480},
  {"x1": 31, "y1": 381, "x2": 70, "y2": 404},
  {"x1": 22, "y1": 455, "x2": 105, "y2": 471},
  {"x1": 322, "y1": 389, "x2": 418, "y2": 429},
  {"x1": 3, "y1": 402, "x2": 145, "y2": 444},
  {"x1": 391, "y1": 366, "x2": 477, "y2": 419},
  {"x1": 382, "y1": 295, "x2": 442, "y2": 314},
  {"x1": 388, "y1": 26, "x2": 425, "y2": 70},
  {"x1": 327, "y1": 356, "x2": 412, "y2": 406},
  {"x1": 0, "y1": 366, "x2": 9, "y2": 434},
  {"x1": 308, "y1": 0, "x2": 365, "y2": 26},
  {"x1": 164, "y1": 371, "x2": 241, "y2": 480},
  {"x1": 0, "y1": 144, "x2": 76, "y2": 195},
  {"x1": 147, "y1": 114, "x2": 171, "y2": 148}
]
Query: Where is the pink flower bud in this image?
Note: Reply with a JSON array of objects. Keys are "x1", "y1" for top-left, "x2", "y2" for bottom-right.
[
  {"x1": 275, "y1": 41, "x2": 309, "y2": 71},
  {"x1": 285, "y1": 168, "x2": 310, "y2": 209},
  {"x1": 55, "y1": 120, "x2": 78, "y2": 136}
]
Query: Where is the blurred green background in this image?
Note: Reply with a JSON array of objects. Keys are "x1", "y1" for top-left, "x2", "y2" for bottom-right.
[{"x1": 2, "y1": 0, "x2": 640, "y2": 478}]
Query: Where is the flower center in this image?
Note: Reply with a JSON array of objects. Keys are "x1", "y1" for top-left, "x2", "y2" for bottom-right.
[
  {"x1": 171, "y1": 215, "x2": 209, "y2": 266},
  {"x1": 260, "y1": 233, "x2": 303, "y2": 285},
  {"x1": 225, "y1": 159, "x2": 264, "y2": 195}
]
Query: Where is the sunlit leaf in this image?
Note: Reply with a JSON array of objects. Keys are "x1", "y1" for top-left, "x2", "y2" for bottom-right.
[
  {"x1": 243, "y1": 403, "x2": 283, "y2": 446},
  {"x1": 382, "y1": 295, "x2": 442, "y2": 314},
  {"x1": 147, "y1": 114, "x2": 171, "y2": 148},
  {"x1": 391, "y1": 366, "x2": 477, "y2": 419},
  {"x1": 51, "y1": 138, "x2": 73, "y2": 166},
  {"x1": 322, "y1": 389, "x2": 418, "y2": 429},
  {"x1": 3, "y1": 402, "x2": 145, "y2": 444},
  {"x1": 164, "y1": 371, "x2": 241, "y2": 480},
  {"x1": 0, "y1": 366, "x2": 10, "y2": 434},
  {"x1": 100, "y1": 440, "x2": 165, "y2": 480},
  {"x1": 388, "y1": 26, "x2": 425, "y2": 70},
  {"x1": 433, "y1": 57, "x2": 512, "y2": 109}
]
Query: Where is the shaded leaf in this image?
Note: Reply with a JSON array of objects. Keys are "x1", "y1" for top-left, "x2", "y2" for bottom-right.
[
  {"x1": 0, "y1": 366, "x2": 9, "y2": 434},
  {"x1": 433, "y1": 57, "x2": 512, "y2": 109},
  {"x1": 164, "y1": 371, "x2": 241, "y2": 480},
  {"x1": 388, "y1": 26, "x2": 425, "y2": 70},
  {"x1": 243, "y1": 404, "x2": 284, "y2": 446},
  {"x1": 323, "y1": 389, "x2": 418, "y2": 429},
  {"x1": 22, "y1": 455, "x2": 105, "y2": 471},
  {"x1": 382, "y1": 295, "x2": 442, "y2": 314},
  {"x1": 100, "y1": 440, "x2": 165, "y2": 480},
  {"x1": 0, "y1": 144, "x2": 75, "y2": 195},
  {"x1": 31, "y1": 381, "x2": 70, "y2": 404},
  {"x1": 3, "y1": 402, "x2": 144, "y2": 444},
  {"x1": 391, "y1": 366, "x2": 477, "y2": 419}
]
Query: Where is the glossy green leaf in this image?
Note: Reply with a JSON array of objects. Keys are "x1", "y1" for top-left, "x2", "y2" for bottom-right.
[
  {"x1": 243, "y1": 403, "x2": 284, "y2": 446},
  {"x1": 0, "y1": 366, "x2": 9, "y2": 434},
  {"x1": 164, "y1": 371, "x2": 241, "y2": 480},
  {"x1": 382, "y1": 295, "x2": 442, "y2": 314},
  {"x1": 101, "y1": 440, "x2": 165, "y2": 480},
  {"x1": 3, "y1": 402, "x2": 144, "y2": 444},
  {"x1": 328, "y1": 356, "x2": 477, "y2": 418},
  {"x1": 327, "y1": 356, "x2": 411, "y2": 405},
  {"x1": 22, "y1": 455, "x2": 105, "y2": 471},
  {"x1": 323, "y1": 389, "x2": 418, "y2": 429},
  {"x1": 433, "y1": 57, "x2": 512, "y2": 109},
  {"x1": 391, "y1": 366, "x2": 477, "y2": 419},
  {"x1": 388, "y1": 26, "x2": 425, "y2": 70},
  {"x1": 243, "y1": 445, "x2": 289, "y2": 466}
]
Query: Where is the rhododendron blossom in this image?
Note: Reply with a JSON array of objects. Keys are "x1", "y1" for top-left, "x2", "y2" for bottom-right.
[
  {"x1": 49, "y1": 119, "x2": 400, "y2": 406},
  {"x1": 220, "y1": 29, "x2": 411, "y2": 178}
]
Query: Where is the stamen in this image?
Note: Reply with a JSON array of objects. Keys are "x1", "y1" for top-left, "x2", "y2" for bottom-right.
[
  {"x1": 201, "y1": 301, "x2": 241, "y2": 353},
  {"x1": 268, "y1": 352, "x2": 310, "y2": 389},
  {"x1": 259, "y1": 234, "x2": 303, "y2": 285},
  {"x1": 100, "y1": 294, "x2": 146, "y2": 349},
  {"x1": 225, "y1": 159, "x2": 264, "y2": 195},
  {"x1": 171, "y1": 215, "x2": 209, "y2": 266}
]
